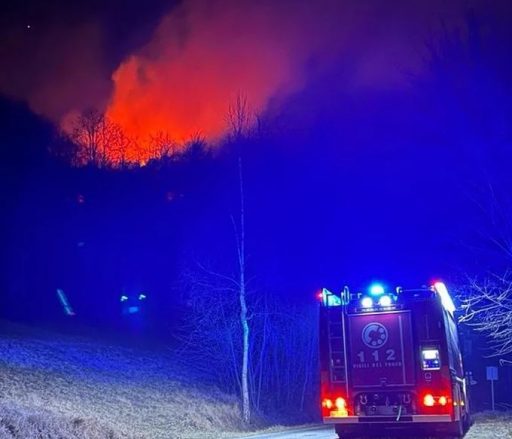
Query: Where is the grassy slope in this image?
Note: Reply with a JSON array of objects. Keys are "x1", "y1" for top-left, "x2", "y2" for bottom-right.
[
  {"x1": 2, "y1": 322, "x2": 510, "y2": 439},
  {"x1": 468, "y1": 412, "x2": 512, "y2": 439},
  {"x1": 0, "y1": 321, "x2": 243, "y2": 439}
]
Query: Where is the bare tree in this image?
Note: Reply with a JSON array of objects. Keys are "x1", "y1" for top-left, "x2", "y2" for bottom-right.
[
  {"x1": 147, "y1": 131, "x2": 178, "y2": 160},
  {"x1": 232, "y1": 153, "x2": 250, "y2": 423},
  {"x1": 178, "y1": 264, "x2": 319, "y2": 419},
  {"x1": 179, "y1": 95, "x2": 320, "y2": 423},
  {"x1": 178, "y1": 263, "x2": 245, "y2": 394},
  {"x1": 459, "y1": 274, "x2": 512, "y2": 358},
  {"x1": 107, "y1": 123, "x2": 132, "y2": 167},
  {"x1": 469, "y1": 183, "x2": 512, "y2": 261},
  {"x1": 69, "y1": 108, "x2": 131, "y2": 167},
  {"x1": 49, "y1": 131, "x2": 81, "y2": 165},
  {"x1": 181, "y1": 133, "x2": 210, "y2": 162},
  {"x1": 178, "y1": 95, "x2": 255, "y2": 423},
  {"x1": 227, "y1": 92, "x2": 253, "y2": 423},
  {"x1": 72, "y1": 108, "x2": 104, "y2": 165},
  {"x1": 457, "y1": 180, "x2": 512, "y2": 360},
  {"x1": 248, "y1": 299, "x2": 318, "y2": 414},
  {"x1": 227, "y1": 93, "x2": 252, "y2": 141}
]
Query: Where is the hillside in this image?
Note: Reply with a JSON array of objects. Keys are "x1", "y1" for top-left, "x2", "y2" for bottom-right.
[{"x1": 0, "y1": 321, "x2": 244, "y2": 439}]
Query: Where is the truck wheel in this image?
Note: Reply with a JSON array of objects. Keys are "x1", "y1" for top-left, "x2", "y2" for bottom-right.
[
  {"x1": 447, "y1": 419, "x2": 465, "y2": 439},
  {"x1": 463, "y1": 413, "x2": 473, "y2": 430}
]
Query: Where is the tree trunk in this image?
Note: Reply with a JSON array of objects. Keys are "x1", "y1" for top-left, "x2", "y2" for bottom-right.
[{"x1": 238, "y1": 155, "x2": 251, "y2": 424}]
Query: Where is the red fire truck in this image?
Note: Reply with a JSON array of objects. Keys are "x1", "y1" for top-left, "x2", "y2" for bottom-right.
[{"x1": 319, "y1": 282, "x2": 471, "y2": 438}]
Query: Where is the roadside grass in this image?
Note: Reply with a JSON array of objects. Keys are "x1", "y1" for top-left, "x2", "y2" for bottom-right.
[
  {"x1": 4, "y1": 321, "x2": 510, "y2": 439},
  {"x1": 467, "y1": 411, "x2": 512, "y2": 439},
  {"x1": 0, "y1": 321, "x2": 244, "y2": 439},
  {"x1": 0, "y1": 402, "x2": 124, "y2": 439}
]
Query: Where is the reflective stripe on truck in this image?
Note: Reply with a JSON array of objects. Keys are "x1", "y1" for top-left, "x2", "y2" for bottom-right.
[{"x1": 324, "y1": 414, "x2": 452, "y2": 423}]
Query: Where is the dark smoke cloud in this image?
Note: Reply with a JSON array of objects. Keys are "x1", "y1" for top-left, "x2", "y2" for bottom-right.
[
  {"x1": 104, "y1": 0, "x2": 471, "y2": 148},
  {"x1": 0, "y1": 0, "x2": 169, "y2": 121},
  {"x1": 1, "y1": 0, "x2": 509, "y2": 155},
  {"x1": 0, "y1": 21, "x2": 109, "y2": 121}
]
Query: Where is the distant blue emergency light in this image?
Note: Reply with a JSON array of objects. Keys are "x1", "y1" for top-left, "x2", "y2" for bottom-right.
[
  {"x1": 369, "y1": 284, "x2": 385, "y2": 296},
  {"x1": 120, "y1": 291, "x2": 148, "y2": 316}
]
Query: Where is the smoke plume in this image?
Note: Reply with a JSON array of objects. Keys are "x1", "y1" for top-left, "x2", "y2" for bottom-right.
[
  {"x1": 3, "y1": 0, "x2": 500, "y2": 162},
  {"x1": 105, "y1": 0, "x2": 464, "y2": 147}
]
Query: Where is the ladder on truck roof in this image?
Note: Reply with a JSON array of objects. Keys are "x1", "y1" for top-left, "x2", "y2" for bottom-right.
[{"x1": 327, "y1": 307, "x2": 347, "y2": 384}]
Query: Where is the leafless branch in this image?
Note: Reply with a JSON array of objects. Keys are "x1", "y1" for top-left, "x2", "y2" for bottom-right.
[{"x1": 459, "y1": 273, "x2": 512, "y2": 357}]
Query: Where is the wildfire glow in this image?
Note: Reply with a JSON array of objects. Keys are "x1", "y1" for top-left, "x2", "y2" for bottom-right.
[
  {"x1": 30, "y1": 0, "x2": 463, "y2": 165},
  {"x1": 105, "y1": 0, "x2": 311, "y2": 162}
]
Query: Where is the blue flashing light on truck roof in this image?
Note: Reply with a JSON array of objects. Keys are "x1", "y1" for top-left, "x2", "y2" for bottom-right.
[
  {"x1": 369, "y1": 283, "x2": 385, "y2": 296},
  {"x1": 319, "y1": 281, "x2": 471, "y2": 439}
]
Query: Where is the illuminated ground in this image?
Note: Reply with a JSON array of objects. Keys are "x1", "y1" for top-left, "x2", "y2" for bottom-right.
[
  {"x1": 235, "y1": 415, "x2": 512, "y2": 439},
  {"x1": 467, "y1": 412, "x2": 512, "y2": 438},
  {"x1": 0, "y1": 321, "x2": 243, "y2": 439},
  {"x1": 1, "y1": 321, "x2": 511, "y2": 439}
]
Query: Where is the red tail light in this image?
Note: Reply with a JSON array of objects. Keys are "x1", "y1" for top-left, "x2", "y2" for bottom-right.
[
  {"x1": 335, "y1": 397, "x2": 347, "y2": 410},
  {"x1": 321, "y1": 395, "x2": 348, "y2": 417},
  {"x1": 422, "y1": 392, "x2": 451, "y2": 412},
  {"x1": 322, "y1": 398, "x2": 333, "y2": 409},
  {"x1": 423, "y1": 394, "x2": 435, "y2": 407}
]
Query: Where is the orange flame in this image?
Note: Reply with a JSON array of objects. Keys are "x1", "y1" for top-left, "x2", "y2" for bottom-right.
[{"x1": 105, "y1": 0, "x2": 311, "y2": 162}]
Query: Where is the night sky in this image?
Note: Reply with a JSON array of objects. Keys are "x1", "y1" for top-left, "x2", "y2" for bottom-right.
[{"x1": 1, "y1": 0, "x2": 512, "y2": 323}]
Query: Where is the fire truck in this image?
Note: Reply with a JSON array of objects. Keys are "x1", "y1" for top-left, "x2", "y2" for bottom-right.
[{"x1": 319, "y1": 282, "x2": 471, "y2": 438}]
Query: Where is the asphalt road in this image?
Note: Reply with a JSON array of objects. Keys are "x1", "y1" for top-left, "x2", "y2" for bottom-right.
[
  {"x1": 235, "y1": 425, "x2": 337, "y2": 439},
  {"x1": 234, "y1": 420, "x2": 511, "y2": 439}
]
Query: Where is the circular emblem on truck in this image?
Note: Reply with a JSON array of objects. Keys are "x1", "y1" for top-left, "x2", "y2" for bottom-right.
[{"x1": 362, "y1": 322, "x2": 388, "y2": 348}]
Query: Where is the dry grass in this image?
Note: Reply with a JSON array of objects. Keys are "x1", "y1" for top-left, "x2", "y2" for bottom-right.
[
  {"x1": 467, "y1": 412, "x2": 512, "y2": 439},
  {"x1": 0, "y1": 402, "x2": 124, "y2": 439},
  {"x1": 0, "y1": 321, "x2": 245, "y2": 439},
  {"x1": 6, "y1": 321, "x2": 508, "y2": 439}
]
